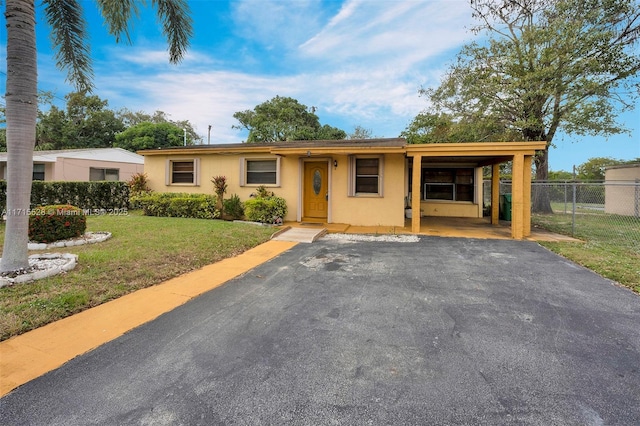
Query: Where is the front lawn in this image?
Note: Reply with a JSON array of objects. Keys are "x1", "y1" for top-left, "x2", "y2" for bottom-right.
[
  {"x1": 0, "y1": 212, "x2": 275, "y2": 340},
  {"x1": 533, "y1": 212, "x2": 640, "y2": 294}
]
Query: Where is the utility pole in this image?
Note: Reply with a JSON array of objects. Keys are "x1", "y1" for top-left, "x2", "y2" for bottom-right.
[{"x1": 208, "y1": 125, "x2": 212, "y2": 145}]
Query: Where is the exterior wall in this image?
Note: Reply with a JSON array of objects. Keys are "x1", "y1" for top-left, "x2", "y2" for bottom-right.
[
  {"x1": 329, "y1": 153, "x2": 405, "y2": 227},
  {"x1": 51, "y1": 158, "x2": 143, "y2": 181},
  {"x1": 144, "y1": 152, "x2": 406, "y2": 227},
  {"x1": 605, "y1": 164, "x2": 640, "y2": 216},
  {"x1": 144, "y1": 153, "x2": 300, "y2": 222}
]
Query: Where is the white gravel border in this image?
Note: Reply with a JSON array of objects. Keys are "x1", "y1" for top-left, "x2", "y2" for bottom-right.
[
  {"x1": 0, "y1": 253, "x2": 78, "y2": 288},
  {"x1": 321, "y1": 233, "x2": 419, "y2": 243},
  {"x1": 28, "y1": 231, "x2": 111, "y2": 250}
]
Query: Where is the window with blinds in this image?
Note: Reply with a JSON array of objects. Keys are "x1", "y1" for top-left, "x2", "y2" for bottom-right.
[{"x1": 348, "y1": 156, "x2": 383, "y2": 196}]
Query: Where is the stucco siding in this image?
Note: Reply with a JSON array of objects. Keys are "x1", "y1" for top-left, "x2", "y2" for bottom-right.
[
  {"x1": 144, "y1": 152, "x2": 406, "y2": 226},
  {"x1": 605, "y1": 164, "x2": 640, "y2": 216},
  {"x1": 330, "y1": 153, "x2": 405, "y2": 227},
  {"x1": 51, "y1": 158, "x2": 143, "y2": 181}
]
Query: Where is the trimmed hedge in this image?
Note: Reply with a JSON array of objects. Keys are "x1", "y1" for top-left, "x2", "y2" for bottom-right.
[
  {"x1": 29, "y1": 205, "x2": 87, "y2": 243},
  {"x1": 136, "y1": 192, "x2": 220, "y2": 219},
  {"x1": 0, "y1": 180, "x2": 129, "y2": 210},
  {"x1": 244, "y1": 196, "x2": 287, "y2": 224}
]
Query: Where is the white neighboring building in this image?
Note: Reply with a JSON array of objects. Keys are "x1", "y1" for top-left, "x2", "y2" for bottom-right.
[
  {"x1": 605, "y1": 163, "x2": 639, "y2": 217},
  {"x1": 0, "y1": 148, "x2": 144, "y2": 182}
]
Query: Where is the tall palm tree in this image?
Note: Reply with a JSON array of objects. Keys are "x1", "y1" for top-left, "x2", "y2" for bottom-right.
[{"x1": 2, "y1": 0, "x2": 192, "y2": 272}]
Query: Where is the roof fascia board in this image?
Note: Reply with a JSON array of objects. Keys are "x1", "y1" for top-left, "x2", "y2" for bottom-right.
[
  {"x1": 270, "y1": 147, "x2": 406, "y2": 155},
  {"x1": 406, "y1": 141, "x2": 547, "y2": 157},
  {"x1": 139, "y1": 146, "x2": 273, "y2": 156}
]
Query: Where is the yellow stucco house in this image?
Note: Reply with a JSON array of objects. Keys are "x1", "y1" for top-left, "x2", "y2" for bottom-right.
[{"x1": 139, "y1": 138, "x2": 546, "y2": 240}]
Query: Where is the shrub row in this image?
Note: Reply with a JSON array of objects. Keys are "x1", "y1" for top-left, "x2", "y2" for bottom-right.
[
  {"x1": 28, "y1": 205, "x2": 87, "y2": 243},
  {"x1": 0, "y1": 181, "x2": 129, "y2": 210},
  {"x1": 244, "y1": 195, "x2": 288, "y2": 224},
  {"x1": 135, "y1": 192, "x2": 220, "y2": 219}
]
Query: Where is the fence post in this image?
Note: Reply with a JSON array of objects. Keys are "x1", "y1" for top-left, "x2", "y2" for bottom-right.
[
  {"x1": 633, "y1": 178, "x2": 640, "y2": 217},
  {"x1": 571, "y1": 167, "x2": 577, "y2": 237},
  {"x1": 571, "y1": 181, "x2": 577, "y2": 236},
  {"x1": 564, "y1": 180, "x2": 568, "y2": 214}
]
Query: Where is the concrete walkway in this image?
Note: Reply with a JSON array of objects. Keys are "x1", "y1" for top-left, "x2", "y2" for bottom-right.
[{"x1": 272, "y1": 226, "x2": 327, "y2": 243}]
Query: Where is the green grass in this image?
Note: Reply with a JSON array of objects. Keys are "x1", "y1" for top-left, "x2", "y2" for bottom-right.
[
  {"x1": 532, "y1": 212, "x2": 640, "y2": 294},
  {"x1": 0, "y1": 212, "x2": 275, "y2": 341}
]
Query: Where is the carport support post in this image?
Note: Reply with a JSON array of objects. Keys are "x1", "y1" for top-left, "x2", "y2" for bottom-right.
[
  {"x1": 511, "y1": 154, "x2": 525, "y2": 239},
  {"x1": 523, "y1": 155, "x2": 533, "y2": 237},
  {"x1": 491, "y1": 164, "x2": 500, "y2": 225},
  {"x1": 411, "y1": 154, "x2": 423, "y2": 234}
]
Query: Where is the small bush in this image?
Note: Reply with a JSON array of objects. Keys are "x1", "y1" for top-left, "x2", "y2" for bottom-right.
[
  {"x1": 29, "y1": 205, "x2": 87, "y2": 243},
  {"x1": 223, "y1": 194, "x2": 244, "y2": 219},
  {"x1": 136, "y1": 192, "x2": 220, "y2": 219},
  {"x1": 254, "y1": 185, "x2": 274, "y2": 199},
  {"x1": 244, "y1": 196, "x2": 287, "y2": 224},
  {"x1": 128, "y1": 172, "x2": 152, "y2": 194},
  {"x1": 128, "y1": 173, "x2": 153, "y2": 210}
]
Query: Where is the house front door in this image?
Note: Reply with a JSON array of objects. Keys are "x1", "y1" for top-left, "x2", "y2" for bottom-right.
[{"x1": 303, "y1": 162, "x2": 328, "y2": 220}]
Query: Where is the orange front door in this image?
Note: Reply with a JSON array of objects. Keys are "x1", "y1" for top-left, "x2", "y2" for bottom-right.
[{"x1": 304, "y1": 162, "x2": 328, "y2": 219}]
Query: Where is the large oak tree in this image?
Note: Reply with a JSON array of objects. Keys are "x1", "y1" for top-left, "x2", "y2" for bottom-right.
[{"x1": 414, "y1": 0, "x2": 640, "y2": 211}]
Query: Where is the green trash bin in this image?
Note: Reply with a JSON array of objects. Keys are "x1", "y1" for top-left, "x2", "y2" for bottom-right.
[{"x1": 500, "y1": 194, "x2": 512, "y2": 221}]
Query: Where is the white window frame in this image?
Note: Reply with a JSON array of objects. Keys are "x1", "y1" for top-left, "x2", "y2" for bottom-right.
[
  {"x1": 165, "y1": 158, "x2": 200, "y2": 186},
  {"x1": 348, "y1": 155, "x2": 384, "y2": 197},
  {"x1": 239, "y1": 157, "x2": 281, "y2": 187}
]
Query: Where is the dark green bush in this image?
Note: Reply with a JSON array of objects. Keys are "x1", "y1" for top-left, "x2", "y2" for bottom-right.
[
  {"x1": 223, "y1": 194, "x2": 244, "y2": 220},
  {"x1": 1, "y1": 180, "x2": 129, "y2": 210},
  {"x1": 136, "y1": 192, "x2": 220, "y2": 219},
  {"x1": 0, "y1": 180, "x2": 5, "y2": 210},
  {"x1": 29, "y1": 205, "x2": 87, "y2": 243},
  {"x1": 244, "y1": 196, "x2": 287, "y2": 224}
]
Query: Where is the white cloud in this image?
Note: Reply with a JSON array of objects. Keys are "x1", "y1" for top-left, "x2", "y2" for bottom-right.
[
  {"x1": 31, "y1": 0, "x2": 477, "y2": 142},
  {"x1": 231, "y1": 0, "x2": 330, "y2": 49},
  {"x1": 299, "y1": 0, "x2": 474, "y2": 69}
]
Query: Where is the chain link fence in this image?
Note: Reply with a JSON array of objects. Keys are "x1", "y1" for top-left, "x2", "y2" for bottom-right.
[{"x1": 498, "y1": 180, "x2": 640, "y2": 253}]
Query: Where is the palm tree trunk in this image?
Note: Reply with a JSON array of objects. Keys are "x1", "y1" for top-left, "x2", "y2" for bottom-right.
[{"x1": 1, "y1": 0, "x2": 38, "y2": 272}]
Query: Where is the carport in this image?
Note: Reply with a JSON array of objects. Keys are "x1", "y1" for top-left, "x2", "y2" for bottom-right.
[{"x1": 406, "y1": 142, "x2": 547, "y2": 239}]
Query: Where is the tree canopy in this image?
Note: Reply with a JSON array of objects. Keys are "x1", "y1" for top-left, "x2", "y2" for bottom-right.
[
  {"x1": 409, "y1": 0, "x2": 640, "y2": 185},
  {"x1": 575, "y1": 157, "x2": 626, "y2": 180},
  {"x1": 114, "y1": 121, "x2": 187, "y2": 151},
  {"x1": 233, "y1": 96, "x2": 346, "y2": 143},
  {"x1": 36, "y1": 92, "x2": 124, "y2": 150}
]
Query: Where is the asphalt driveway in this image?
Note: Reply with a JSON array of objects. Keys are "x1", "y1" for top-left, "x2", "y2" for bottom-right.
[{"x1": 1, "y1": 237, "x2": 639, "y2": 425}]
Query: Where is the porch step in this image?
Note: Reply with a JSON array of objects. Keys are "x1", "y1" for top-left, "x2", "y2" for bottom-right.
[{"x1": 272, "y1": 227, "x2": 327, "y2": 243}]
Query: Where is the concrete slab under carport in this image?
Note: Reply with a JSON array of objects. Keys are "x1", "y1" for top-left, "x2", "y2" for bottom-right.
[{"x1": 286, "y1": 216, "x2": 580, "y2": 242}]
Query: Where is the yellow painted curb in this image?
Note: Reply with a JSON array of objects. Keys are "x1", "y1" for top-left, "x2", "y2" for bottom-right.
[{"x1": 0, "y1": 240, "x2": 297, "y2": 397}]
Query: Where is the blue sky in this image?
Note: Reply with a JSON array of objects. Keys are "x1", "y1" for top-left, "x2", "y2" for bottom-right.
[{"x1": 1, "y1": 0, "x2": 638, "y2": 172}]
